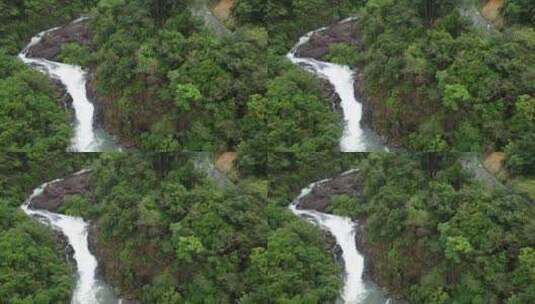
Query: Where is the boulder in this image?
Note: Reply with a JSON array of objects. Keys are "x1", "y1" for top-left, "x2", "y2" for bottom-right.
[
  {"x1": 26, "y1": 20, "x2": 91, "y2": 60},
  {"x1": 30, "y1": 171, "x2": 91, "y2": 212},
  {"x1": 295, "y1": 20, "x2": 360, "y2": 60},
  {"x1": 297, "y1": 171, "x2": 362, "y2": 212}
]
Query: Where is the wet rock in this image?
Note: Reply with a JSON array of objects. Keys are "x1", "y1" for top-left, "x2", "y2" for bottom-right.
[
  {"x1": 333, "y1": 243, "x2": 344, "y2": 265},
  {"x1": 295, "y1": 20, "x2": 360, "y2": 60},
  {"x1": 85, "y1": 71, "x2": 137, "y2": 149},
  {"x1": 53, "y1": 230, "x2": 76, "y2": 266},
  {"x1": 355, "y1": 221, "x2": 409, "y2": 304},
  {"x1": 49, "y1": 77, "x2": 75, "y2": 120},
  {"x1": 85, "y1": 71, "x2": 104, "y2": 128},
  {"x1": 297, "y1": 171, "x2": 362, "y2": 212},
  {"x1": 30, "y1": 171, "x2": 92, "y2": 212},
  {"x1": 26, "y1": 20, "x2": 92, "y2": 60},
  {"x1": 354, "y1": 221, "x2": 374, "y2": 282},
  {"x1": 355, "y1": 70, "x2": 402, "y2": 150},
  {"x1": 354, "y1": 71, "x2": 373, "y2": 130},
  {"x1": 319, "y1": 78, "x2": 343, "y2": 116}
]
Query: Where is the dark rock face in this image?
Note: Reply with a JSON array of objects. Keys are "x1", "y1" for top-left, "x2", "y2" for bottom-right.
[
  {"x1": 354, "y1": 71, "x2": 373, "y2": 131},
  {"x1": 86, "y1": 70, "x2": 137, "y2": 149},
  {"x1": 295, "y1": 20, "x2": 360, "y2": 60},
  {"x1": 354, "y1": 221, "x2": 374, "y2": 282},
  {"x1": 30, "y1": 171, "x2": 91, "y2": 212},
  {"x1": 296, "y1": 171, "x2": 363, "y2": 212},
  {"x1": 355, "y1": 71, "x2": 402, "y2": 150},
  {"x1": 26, "y1": 20, "x2": 91, "y2": 60},
  {"x1": 356, "y1": 219, "x2": 409, "y2": 304},
  {"x1": 319, "y1": 78, "x2": 343, "y2": 116},
  {"x1": 85, "y1": 71, "x2": 105, "y2": 128},
  {"x1": 53, "y1": 230, "x2": 76, "y2": 267},
  {"x1": 49, "y1": 77, "x2": 75, "y2": 119}
]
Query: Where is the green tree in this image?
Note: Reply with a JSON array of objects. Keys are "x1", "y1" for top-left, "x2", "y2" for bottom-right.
[
  {"x1": 174, "y1": 83, "x2": 201, "y2": 112},
  {"x1": 442, "y1": 84, "x2": 470, "y2": 111}
]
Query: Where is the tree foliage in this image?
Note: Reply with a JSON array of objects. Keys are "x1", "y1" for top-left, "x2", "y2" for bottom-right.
[
  {"x1": 0, "y1": 153, "x2": 94, "y2": 304},
  {"x1": 0, "y1": 51, "x2": 71, "y2": 152},
  {"x1": 312, "y1": 153, "x2": 535, "y2": 303},
  {"x1": 356, "y1": 0, "x2": 535, "y2": 151},
  {"x1": 83, "y1": 153, "x2": 340, "y2": 302}
]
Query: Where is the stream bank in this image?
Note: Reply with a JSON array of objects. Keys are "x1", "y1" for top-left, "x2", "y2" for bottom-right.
[
  {"x1": 290, "y1": 19, "x2": 391, "y2": 151},
  {"x1": 28, "y1": 170, "x2": 136, "y2": 303},
  {"x1": 28, "y1": 154, "x2": 236, "y2": 304},
  {"x1": 23, "y1": 173, "x2": 120, "y2": 304},
  {"x1": 22, "y1": 18, "x2": 128, "y2": 150},
  {"x1": 294, "y1": 170, "x2": 405, "y2": 303}
]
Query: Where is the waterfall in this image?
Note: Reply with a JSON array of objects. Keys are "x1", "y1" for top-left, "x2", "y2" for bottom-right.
[
  {"x1": 21, "y1": 171, "x2": 119, "y2": 304},
  {"x1": 287, "y1": 18, "x2": 386, "y2": 152},
  {"x1": 287, "y1": 21, "x2": 393, "y2": 301},
  {"x1": 18, "y1": 18, "x2": 119, "y2": 152},
  {"x1": 289, "y1": 171, "x2": 389, "y2": 303}
]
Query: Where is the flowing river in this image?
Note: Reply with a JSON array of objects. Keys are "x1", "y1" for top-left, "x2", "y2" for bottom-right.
[
  {"x1": 17, "y1": 10, "x2": 390, "y2": 304},
  {"x1": 289, "y1": 171, "x2": 390, "y2": 304},
  {"x1": 19, "y1": 20, "x2": 122, "y2": 302},
  {"x1": 18, "y1": 18, "x2": 119, "y2": 152},
  {"x1": 287, "y1": 18, "x2": 387, "y2": 152},
  {"x1": 21, "y1": 171, "x2": 120, "y2": 304},
  {"x1": 288, "y1": 18, "x2": 392, "y2": 303}
]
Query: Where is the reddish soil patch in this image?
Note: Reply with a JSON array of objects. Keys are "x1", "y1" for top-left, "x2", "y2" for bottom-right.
[
  {"x1": 216, "y1": 152, "x2": 237, "y2": 174},
  {"x1": 213, "y1": 0, "x2": 234, "y2": 20},
  {"x1": 484, "y1": 152, "x2": 505, "y2": 175},
  {"x1": 482, "y1": 0, "x2": 504, "y2": 27}
]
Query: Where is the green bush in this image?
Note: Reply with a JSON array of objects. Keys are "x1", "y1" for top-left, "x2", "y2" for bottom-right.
[{"x1": 58, "y1": 43, "x2": 92, "y2": 66}]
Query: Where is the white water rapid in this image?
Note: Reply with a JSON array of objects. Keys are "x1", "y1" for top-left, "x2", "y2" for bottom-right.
[
  {"x1": 288, "y1": 20, "x2": 392, "y2": 301},
  {"x1": 290, "y1": 171, "x2": 389, "y2": 304},
  {"x1": 18, "y1": 18, "x2": 119, "y2": 152},
  {"x1": 287, "y1": 18, "x2": 386, "y2": 152},
  {"x1": 21, "y1": 171, "x2": 119, "y2": 304}
]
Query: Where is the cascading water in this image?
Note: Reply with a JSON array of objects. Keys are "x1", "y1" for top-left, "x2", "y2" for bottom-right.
[
  {"x1": 287, "y1": 18, "x2": 386, "y2": 152},
  {"x1": 289, "y1": 171, "x2": 389, "y2": 304},
  {"x1": 18, "y1": 18, "x2": 119, "y2": 152},
  {"x1": 21, "y1": 171, "x2": 119, "y2": 304},
  {"x1": 287, "y1": 18, "x2": 392, "y2": 303}
]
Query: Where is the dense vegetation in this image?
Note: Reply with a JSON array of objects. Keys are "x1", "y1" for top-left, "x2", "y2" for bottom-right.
[
  {"x1": 233, "y1": 0, "x2": 363, "y2": 52},
  {"x1": 0, "y1": 51, "x2": 71, "y2": 152},
  {"x1": 0, "y1": 0, "x2": 95, "y2": 54},
  {"x1": 62, "y1": 153, "x2": 341, "y2": 303},
  {"x1": 1, "y1": 0, "x2": 534, "y2": 302},
  {"x1": 86, "y1": 0, "x2": 340, "y2": 153},
  {"x1": 231, "y1": 0, "x2": 535, "y2": 154},
  {"x1": 3, "y1": 0, "x2": 533, "y2": 154},
  {"x1": 0, "y1": 0, "x2": 95, "y2": 152},
  {"x1": 0, "y1": 206, "x2": 73, "y2": 304},
  {"x1": 504, "y1": 0, "x2": 535, "y2": 25},
  {"x1": 3, "y1": 151, "x2": 535, "y2": 303},
  {"x1": 0, "y1": 153, "x2": 94, "y2": 304},
  {"x1": 311, "y1": 153, "x2": 535, "y2": 303},
  {"x1": 348, "y1": 0, "x2": 534, "y2": 152}
]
